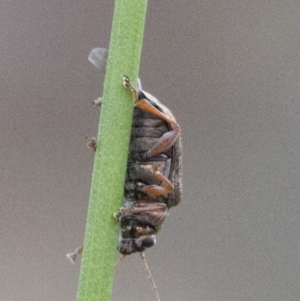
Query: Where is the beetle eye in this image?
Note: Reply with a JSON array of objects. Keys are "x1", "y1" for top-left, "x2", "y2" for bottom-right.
[
  {"x1": 118, "y1": 235, "x2": 156, "y2": 255},
  {"x1": 141, "y1": 237, "x2": 156, "y2": 248}
]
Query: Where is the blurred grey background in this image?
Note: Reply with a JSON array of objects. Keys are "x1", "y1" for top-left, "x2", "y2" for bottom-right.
[{"x1": 1, "y1": 1, "x2": 300, "y2": 300}]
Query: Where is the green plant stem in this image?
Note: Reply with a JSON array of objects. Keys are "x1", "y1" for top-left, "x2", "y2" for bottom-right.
[{"x1": 76, "y1": 1, "x2": 148, "y2": 300}]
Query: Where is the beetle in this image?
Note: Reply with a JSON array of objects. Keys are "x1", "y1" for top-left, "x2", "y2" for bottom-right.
[{"x1": 116, "y1": 75, "x2": 182, "y2": 255}]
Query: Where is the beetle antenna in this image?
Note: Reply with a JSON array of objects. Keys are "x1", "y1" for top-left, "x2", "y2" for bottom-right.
[{"x1": 140, "y1": 252, "x2": 161, "y2": 301}]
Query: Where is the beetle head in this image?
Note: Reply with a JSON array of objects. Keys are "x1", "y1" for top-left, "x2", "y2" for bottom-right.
[
  {"x1": 118, "y1": 215, "x2": 157, "y2": 255},
  {"x1": 118, "y1": 235, "x2": 156, "y2": 255}
]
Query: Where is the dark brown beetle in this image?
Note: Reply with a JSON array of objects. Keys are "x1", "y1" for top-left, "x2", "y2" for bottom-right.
[{"x1": 116, "y1": 75, "x2": 182, "y2": 255}]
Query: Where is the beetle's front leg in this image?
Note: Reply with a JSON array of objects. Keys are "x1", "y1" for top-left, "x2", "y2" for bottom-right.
[
  {"x1": 123, "y1": 75, "x2": 139, "y2": 103},
  {"x1": 123, "y1": 75, "x2": 180, "y2": 158}
]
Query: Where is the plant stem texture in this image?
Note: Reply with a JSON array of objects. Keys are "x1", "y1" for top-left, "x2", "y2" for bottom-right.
[{"x1": 77, "y1": 1, "x2": 148, "y2": 300}]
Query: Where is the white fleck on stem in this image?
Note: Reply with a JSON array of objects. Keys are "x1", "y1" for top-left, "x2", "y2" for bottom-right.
[{"x1": 66, "y1": 246, "x2": 83, "y2": 264}]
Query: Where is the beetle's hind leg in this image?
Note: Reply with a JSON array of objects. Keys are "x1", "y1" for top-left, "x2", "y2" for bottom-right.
[
  {"x1": 123, "y1": 75, "x2": 177, "y2": 126},
  {"x1": 123, "y1": 75, "x2": 180, "y2": 158},
  {"x1": 128, "y1": 162, "x2": 173, "y2": 196},
  {"x1": 141, "y1": 165, "x2": 173, "y2": 196}
]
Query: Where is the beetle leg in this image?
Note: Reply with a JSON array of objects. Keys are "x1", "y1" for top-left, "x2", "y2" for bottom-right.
[
  {"x1": 123, "y1": 75, "x2": 180, "y2": 158},
  {"x1": 114, "y1": 210, "x2": 123, "y2": 222},
  {"x1": 121, "y1": 202, "x2": 167, "y2": 226},
  {"x1": 136, "y1": 99, "x2": 179, "y2": 127},
  {"x1": 135, "y1": 100, "x2": 181, "y2": 158},
  {"x1": 123, "y1": 75, "x2": 178, "y2": 126},
  {"x1": 121, "y1": 201, "x2": 167, "y2": 215},
  {"x1": 141, "y1": 170, "x2": 173, "y2": 195},
  {"x1": 145, "y1": 125, "x2": 180, "y2": 158}
]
